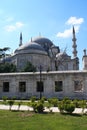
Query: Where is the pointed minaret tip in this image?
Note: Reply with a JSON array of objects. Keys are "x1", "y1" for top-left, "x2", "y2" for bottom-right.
[
  {"x1": 19, "y1": 32, "x2": 23, "y2": 47},
  {"x1": 73, "y1": 26, "x2": 75, "y2": 34}
]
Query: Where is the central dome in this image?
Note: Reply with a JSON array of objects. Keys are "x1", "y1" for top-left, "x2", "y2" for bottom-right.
[{"x1": 32, "y1": 37, "x2": 53, "y2": 47}]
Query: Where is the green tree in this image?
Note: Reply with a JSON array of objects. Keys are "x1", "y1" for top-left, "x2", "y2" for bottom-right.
[
  {"x1": 22, "y1": 62, "x2": 36, "y2": 72},
  {"x1": 0, "y1": 63, "x2": 17, "y2": 73},
  {"x1": 0, "y1": 47, "x2": 10, "y2": 59}
]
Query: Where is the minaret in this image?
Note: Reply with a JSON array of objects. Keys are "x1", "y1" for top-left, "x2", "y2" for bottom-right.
[
  {"x1": 72, "y1": 26, "x2": 79, "y2": 70},
  {"x1": 72, "y1": 26, "x2": 77, "y2": 58},
  {"x1": 19, "y1": 32, "x2": 22, "y2": 46},
  {"x1": 82, "y1": 49, "x2": 87, "y2": 70}
]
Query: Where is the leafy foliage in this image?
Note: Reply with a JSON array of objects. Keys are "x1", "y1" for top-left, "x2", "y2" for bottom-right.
[
  {"x1": 58, "y1": 98, "x2": 75, "y2": 114},
  {"x1": 22, "y1": 62, "x2": 36, "y2": 72},
  {"x1": 0, "y1": 63, "x2": 17, "y2": 73},
  {"x1": 64, "y1": 103, "x2": 75, "y2": 114},
  {"x1": 30, "y1": 96, "x2": 36, "y2": 102},
  {"x1": 48, "y1": 97, "x2": 58, "y2": 107},
  {"x1": 31, "y1": 100, "x2": 44, "y2": 113},
  {"x1": 8, "y1": 100, "x2": 15, "y2": 110}
]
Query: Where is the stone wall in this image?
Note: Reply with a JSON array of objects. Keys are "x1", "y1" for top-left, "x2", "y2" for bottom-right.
[{"x1": 0, "y1": 71, "x2": 87, "y2": 99}]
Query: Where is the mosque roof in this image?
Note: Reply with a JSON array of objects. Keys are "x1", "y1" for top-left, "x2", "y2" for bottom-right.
[
  {"x1": 14, "y1": 42, "x2": 47, "y2": 55},
  {"x1": 32, "y1": 36, "x2": 53, "y2": 47},
  {"x1": 14, "y1": 36, "x2": 55, "y2": 55}
]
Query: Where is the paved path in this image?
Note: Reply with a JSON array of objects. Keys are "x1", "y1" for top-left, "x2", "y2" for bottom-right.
[{"x1": 0, "y1": 104, "x2": 87, "y2": 114}]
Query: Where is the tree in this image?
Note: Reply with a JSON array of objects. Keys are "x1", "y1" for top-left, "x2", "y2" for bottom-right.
[
  {"x1": 22, "y1": 62, "x2": 36, "y2": 72},
  {"x1": 0, "y1": 47, "x2": 10, "y2": 58},
  {"x1": 0, "y1": 63, "x2": 17, "y2": 73}
]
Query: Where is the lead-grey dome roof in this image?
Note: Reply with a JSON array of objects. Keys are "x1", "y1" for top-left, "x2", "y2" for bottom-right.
[
  {"x1": 15, "y1": 42, "x2": 47, "y2": 55},
  {"x1": 32, "y1": 37, "x2": 53, "y2": 47}
]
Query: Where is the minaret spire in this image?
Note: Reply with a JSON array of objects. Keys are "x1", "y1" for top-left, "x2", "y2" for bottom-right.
[
  {"x1": 72, "y1": 26, "x2": 77, "y2": 58},
  {"x1": 19, "y1": 32, "x2": 22, "y2": 46}
]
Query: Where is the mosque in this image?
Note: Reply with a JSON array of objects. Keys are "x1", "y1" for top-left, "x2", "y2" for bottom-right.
[
  {"x1": 0, "y1": 26, "x2": 87, "y2": 99},
  {"x1": 3, "y1": 26, "x2": 79, "y2": 72}
]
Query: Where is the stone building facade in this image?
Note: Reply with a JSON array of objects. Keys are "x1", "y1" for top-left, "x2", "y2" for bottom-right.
[{"x1": 0, "y1": 71, "x2": 87, "y2": 99}]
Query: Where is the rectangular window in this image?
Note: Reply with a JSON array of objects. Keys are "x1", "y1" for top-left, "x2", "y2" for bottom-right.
[
  {"x1": 55, "y1": 81, "x2": 63, "y2": 92},
  {"x1": 74, "y1": 80, "x2": 83, "y2": 92},
  {"x1": 19, "y1": 82, "x2": 26, "y2": 92},
  {"x1": 3, "y1": 82, "x2": 9, "y2": 92},
  {"x1": 37, "y1": 81, "x2": 44, "y2": 92}
]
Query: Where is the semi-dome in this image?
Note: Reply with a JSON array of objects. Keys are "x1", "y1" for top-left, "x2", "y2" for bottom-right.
[{"x1": 15, "y1": 42, "x2": 47, "y2": 55}]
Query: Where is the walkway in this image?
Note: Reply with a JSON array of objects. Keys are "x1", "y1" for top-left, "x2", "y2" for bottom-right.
[{"x1": 0, "y1": 104, "x2": 87, "y2": 114}]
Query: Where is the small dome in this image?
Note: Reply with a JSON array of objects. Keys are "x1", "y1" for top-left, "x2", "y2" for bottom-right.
[{"x1": 56, "y1": 52, "x2": 70, "y2": 60}]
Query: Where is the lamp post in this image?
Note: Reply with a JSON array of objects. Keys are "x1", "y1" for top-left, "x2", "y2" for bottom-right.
[{"x1": 39, "y1": 65, "x2": 42, "y2": 99}]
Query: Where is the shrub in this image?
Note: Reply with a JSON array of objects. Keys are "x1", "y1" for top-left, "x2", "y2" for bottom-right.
[
  {"x1": 73, "y1": 99, "x2": 79, "y2": 108},
  {"x1": 36, "y1": 102, "x2": 44, "y2": 113},
  {"x1": 79, "y1": 100, "x2": 86, "y2": 114},
  {"x1": 2, "y1": 96, "x2": 8, "y2": 102},
  {"x1": 31, "y1": 102, "x2": 37, "y2": 112},
  {"x1": 40, "y1": 97, "x2": 46, "y2": 104},
  {"x1": 30, "y1": 96, "x2": 36, "y2": 102},
  {"x1": 31, "y1": 101, "x2": 44, "y2": 113},
  {"x1": 58, "y1": 101, "x2": 65, "y2": 113},
  {"x1": 17, "y1": 100, "x2": 23, "y2": 111},
  {"x1": 48, "y1": 97, "x2": 58, "y2": 107},
  {"x1": 64, "y1": 103, "x2": 75, "y2": 114},
  {"x1": 58, "y1": 98, "x2": 75, "y2": 114},
  {"x1": 2, "y1": 96, "x2": 8, "y2": 105},
  {"x1": 8, "y1": 100, "x2": 14, "y2": 110}
]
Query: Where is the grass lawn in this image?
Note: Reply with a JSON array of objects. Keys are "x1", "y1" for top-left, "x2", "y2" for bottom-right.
[{"x1": 0, "y1": 110, "x2": 87, "y2": 130}]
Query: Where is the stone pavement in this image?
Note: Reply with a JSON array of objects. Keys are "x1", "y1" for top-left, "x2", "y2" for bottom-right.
[{"x1": 0, "y1": 104, "x2": 87, "y2": 114}]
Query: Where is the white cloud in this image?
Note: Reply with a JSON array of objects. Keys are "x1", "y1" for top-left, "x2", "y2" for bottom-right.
[
  {"x1": 57, "y1": 28, "x2": 72, "y2": 38},
  {"x1": 4, "y1": 22, "x2": 24, "y2": 32},
  {"x1": 57, "y1": 16, "x2": 84, "y2": 38},
  {"x1": 15, "y1": 22, "x2": 24, "y2": 28},
  {"x1": 57, "y1": 26, "x2": 80, "y2": 38},
  {"x1": 66, "y1": 16, "x2": 84, "y2": 25}
]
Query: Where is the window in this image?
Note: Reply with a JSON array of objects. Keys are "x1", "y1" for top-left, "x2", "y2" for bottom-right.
[
  {"x1": 37, "y1": 81, "x2": 44, "y2": 92},
  {"x1": 55, "y1": 81, "x2": 63, "y2": 92},
  {"x1": 19, "y1": 82, "x2": 26, "y2": 92},
  {"x1": 3, "y1": 82, "x2": 9, "y2": 92},
  {"x1": 74, "y1": 80, "x2": 83, "y2": 92}
]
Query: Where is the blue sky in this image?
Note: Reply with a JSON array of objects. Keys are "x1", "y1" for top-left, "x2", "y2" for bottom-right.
[{"x1": 0, "y1": 0, "x2": 87, "y2": 69}]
